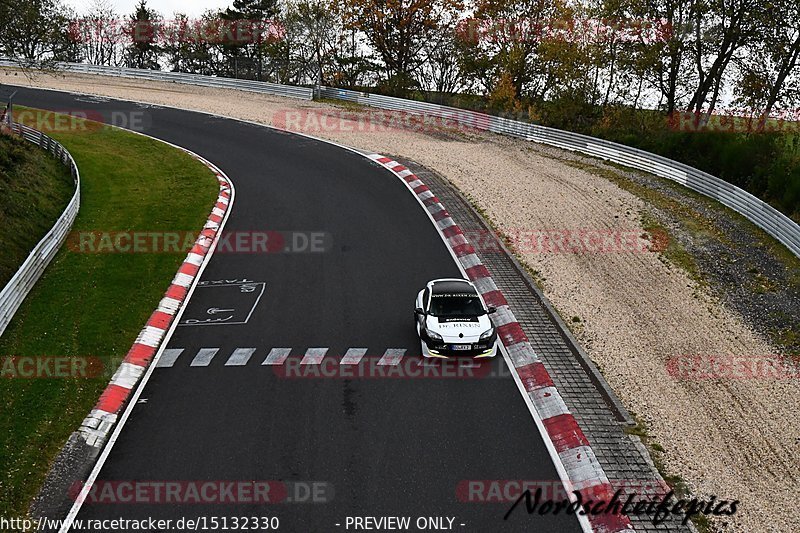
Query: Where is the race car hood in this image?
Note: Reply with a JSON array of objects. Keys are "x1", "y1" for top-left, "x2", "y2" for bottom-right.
[{"x1": 425, "y1": 314, "x2": 493, "y2": 343}]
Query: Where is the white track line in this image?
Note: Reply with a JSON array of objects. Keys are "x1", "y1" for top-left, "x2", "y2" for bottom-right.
[
  {"x1": 340, "y1": 348, "x2": 368, "y2": 365},
  {"x1": 373, "y1": 158, "x2": 593, "y2": 533},
  {"x1": 190, "y1": 348, "x2": 219, "y2": 367},
  {"x1": 225, "y1": 348, "x2": 256, "y2": 366},
  {"x1": 156, "y1": 349, "x2": 183, "y2": 368},
  {"x1": 38, "y1": 87, "x2": 588, "y2": 532},
  {"x1": 262, "y1": 348, "x2": 291, "y2": 366},
  {"x1": 58, "y1": 134, "x2": 235, "y2": 533},
  {"x1": 377, "y1": 348, "x2": 406, "y2": 366},
  {"x1": 300, "y1": 348, "x2": 328, "y2": 365}
]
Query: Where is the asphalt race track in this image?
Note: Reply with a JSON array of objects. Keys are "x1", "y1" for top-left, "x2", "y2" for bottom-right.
[{"x1": 14, "y1": 87, "x2": 583, "y2": 533}]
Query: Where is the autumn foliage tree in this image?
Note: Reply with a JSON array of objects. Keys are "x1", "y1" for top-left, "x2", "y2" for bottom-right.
[
  {"x1": 340, "y1": 0, "x2": 463, "y2": 95},
  {"x1": 734, "y1": 0, "x2": 800, "y2": 130},
  {"x1": 461, "y1": 0, "x2": 573, "y2": 100},
  {"x1": 0, "y1": 0, "x2": 78, "y2": 66}
]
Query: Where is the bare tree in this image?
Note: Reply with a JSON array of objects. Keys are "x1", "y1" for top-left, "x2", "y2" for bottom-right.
[
  {"x1": 734, "y1": 0, "x2": 800, "y2": 129},
  {"x1": 283, "y1": 0, "x2": 344, "y2": 85},
  {"x1": 341, "y1": 0, "x2": 463, "y2": 95},
  {"x1": 76, "y1": 0, "x2": 125, "y2": 66},
  {"x1": 417, "y1": 10, "x2": 468, "y2": 94},
  {"x1": 687, "y1": 0, "x2": 761, "y2": 116}
]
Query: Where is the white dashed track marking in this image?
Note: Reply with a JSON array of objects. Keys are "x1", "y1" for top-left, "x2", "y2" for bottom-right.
[
  {"x1": 225, "y1": 348, "x2": 257, "y2": 366},
  {"x1": 190, "y1": 348, "x2": 219, "y2": 367},
  {"x1": 300, "y1": 348, "x2": 329, "y2": 365},
  {"x1": 157, "y1": 349, "x2": 184, "y2": 368},
  {"x1": 261, "y1": 348, "x2": 292, "y2": 366},
  {"x1": 377, "y1": 348, "x2": 407, "y2": 366},
  {"x1": 158, "y1": 347, "x2": 425, "y2": 367},
  {"x1": 340, "y1": 348, "x2": 368, "y2": 365}
]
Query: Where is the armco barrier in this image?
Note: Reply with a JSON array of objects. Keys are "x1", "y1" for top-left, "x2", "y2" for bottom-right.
[
  {"x1": 319, "y1": 86, "x2": 800, "y2": 259},
  {"x1": 2, "y1": 59, "x2": 795, "y2": 256},
  {"x1": 0, "y1": 60, "x2": 314, "y2": 101},
  {"x1": 0, "y1": 123, "x2": 80, "y2": 336}
]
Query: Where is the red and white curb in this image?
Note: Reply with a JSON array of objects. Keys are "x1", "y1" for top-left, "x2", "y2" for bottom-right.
[
  {"x1": 368, "y1": 154, "x2": 633, "y2": 533},
  {"x1": 77, "y1": 152, "x2": 233, "y2": 449}
]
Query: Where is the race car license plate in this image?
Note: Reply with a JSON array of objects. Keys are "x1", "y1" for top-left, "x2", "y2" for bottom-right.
[{"x1": 452, "y1": 344, "x2": 472, "y2": 351}]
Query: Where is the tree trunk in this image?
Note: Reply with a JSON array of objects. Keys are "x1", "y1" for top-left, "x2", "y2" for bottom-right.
[
  {"x1": 759, "y1": 34, "x2": 800, "y2": 131},
  {"x1": 603, "y1": 40, "x2": 617, "y2": 107}
]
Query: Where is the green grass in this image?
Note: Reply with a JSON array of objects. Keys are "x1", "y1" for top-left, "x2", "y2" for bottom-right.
[
  {"x1": 554, "y1": 154, "x2": 800, "y2": 300},
  {"x1": 556, "y1": 157, "x2": 716, "y2": 287},
  {"x1": 0, "y1": 108, "x2": 218, "y2": 518},
  {"x1": 414, "y1": 90, "x2": 800, "y2": 221},
  {"x1": 623, "y1": 417, "x2": 712, "y2": 533},
  {"x1": 0, "y1": 131, "x2": 74, "y2": 287},
  {"x1": 318, "y1": 97, "x2": 367, "y2": 111},
  {"x1": 639, "y1": 211, "x2": 705, "y2": 287}
]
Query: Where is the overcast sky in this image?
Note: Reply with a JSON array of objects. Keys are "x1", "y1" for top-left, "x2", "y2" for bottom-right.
[{"x1": 64, "y1": 0, "x2": 230, "y2": 18}]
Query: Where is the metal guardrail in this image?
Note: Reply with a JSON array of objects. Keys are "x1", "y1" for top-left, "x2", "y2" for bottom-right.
[
  {"x1": 319, "y1": 87, "x2": 800, "y2": 259},
  {"x1": 0, "y1": 123, "x2": 81, "y2": 337},
  {"x1": 0, "y1": 60, "x2": 313, "y2": 101},
  {"x1": 1, "y1": 58, "x2": 795, "y2": 256}
]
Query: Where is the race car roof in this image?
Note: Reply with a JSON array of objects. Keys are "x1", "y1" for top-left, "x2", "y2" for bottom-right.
[{"x1": 430, "y1": 279, "x2": 477, "y2": 296}]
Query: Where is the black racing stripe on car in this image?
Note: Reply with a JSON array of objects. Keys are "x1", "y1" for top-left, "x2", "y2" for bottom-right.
[{"x1": 430, "y1": 280, "x2": 475, "y2": 295}]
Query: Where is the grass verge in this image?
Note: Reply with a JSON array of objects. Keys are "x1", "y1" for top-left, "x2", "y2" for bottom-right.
[
  {"x1": 624, "y1": 417, "x2": 712, "y2": 533},
  {"x1": 557, "y1": 157, "x2": 720, "y2": 288},
  {"x1": 0, "y1": 108, "x2": 218, "y2": 518},
  {"x1": 0, "y1": 131, "x2": 74, "y2": 287},
  {"x1": 554, "y1": 153, "x2": 800, "y2": 321}
]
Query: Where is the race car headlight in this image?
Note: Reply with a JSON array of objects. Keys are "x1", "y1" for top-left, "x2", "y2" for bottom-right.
[
  {"x1": 479, "y1": 328, "x2": 495, "y2": 340},
  {"x1": 426, "y1": 329, "x2": 443, "y2": 341}
]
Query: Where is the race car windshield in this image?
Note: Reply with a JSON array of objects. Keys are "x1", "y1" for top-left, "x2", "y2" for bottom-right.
[{"x1": 429, "y1": 295, "x2": 485, "y2": 317}]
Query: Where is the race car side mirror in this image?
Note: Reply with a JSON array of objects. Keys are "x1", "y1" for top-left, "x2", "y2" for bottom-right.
[
  {"x1": 487, "y1": 306, "x2": 497, "y2": 314},
  {"x1": 415, "y1": 308, "x2": 425, "y2": 316}
]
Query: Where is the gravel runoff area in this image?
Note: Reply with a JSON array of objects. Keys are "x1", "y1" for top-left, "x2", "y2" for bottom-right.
[{"x1": 5, "y1": 69, "x2": 798, "y2": 533}]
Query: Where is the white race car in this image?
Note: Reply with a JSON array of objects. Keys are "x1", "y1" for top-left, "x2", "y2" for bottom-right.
[{"x1": 415, "y1": 278, "x2": 498, "y2": 358}]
